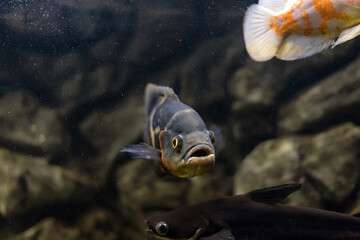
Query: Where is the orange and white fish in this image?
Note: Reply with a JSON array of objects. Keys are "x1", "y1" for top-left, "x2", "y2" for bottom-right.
[{"x1": 243, "y1": 0, "x2": 360, "y2": 61}]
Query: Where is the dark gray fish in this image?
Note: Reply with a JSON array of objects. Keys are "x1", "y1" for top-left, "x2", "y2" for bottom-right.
[
  {"x1": 122, "y1": 83, "x2": 220, "y2": 178},
  {"x1": 145, "y1": 184, "x2": 360, "y2": 240}
]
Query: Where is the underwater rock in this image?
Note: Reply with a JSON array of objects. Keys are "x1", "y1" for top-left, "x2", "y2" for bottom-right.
[
  {"x1": 124, "y1": 1, "x2": 197, "y2": 67},
  {"x1": 228, "y1": 40, "x2": 360, "y2": 113},
  {"x1": 0, "y1": 0, "x2": 134, "y2": 52},
  {"x1": 234, "y1": 123, "x2": 360, "y2": 208},
  {"x1": 278, "y1": 56, "x2": 360, "y2": 133},
  {"x1": 152, "y1": 28, "x2": 244, "y2": 111},
  {"x1": 6, "y1": 218, "x2": 79, "y2": 240},
  {"x1": 79, "y1": 91, "x2": 143, "y2": 181},
  {"x1": 0, "y1": 91, "x2": 70, "y2": 158},
  {"x1": 77, "y1": 208, "x2": 121, "y2": 240},
  {"x1": 0, "y1": 148, "x2": 96, "y2": 218},
  {"x1": 19, "y1": 52, "x2": 133, "y2": 112},
  {"x1": 115, "y1": 158, "x2": 232, "y2": 239}
]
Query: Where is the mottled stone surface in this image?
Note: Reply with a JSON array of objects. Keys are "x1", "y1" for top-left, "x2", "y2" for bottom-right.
[
  {"x1": 6, "y1": 218, "x2": 79, "y2": 240},
  {"x1": 278, "y1": 56, "x2": 360, "y2": 133},
  {"x1": 0, "y1": 91, "x2": 70, "y2": 157},
  {"x1": 234, "y1": 123, "x2": 360, "y2": 207},
  {"x1": 79, "y1": 90, "x2": 144, "y2": 181},
  {"x1": 0, "y1": 148, "x2": 96, "y2": 218}
]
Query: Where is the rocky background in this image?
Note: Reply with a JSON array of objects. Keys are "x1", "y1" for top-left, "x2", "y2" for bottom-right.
[{"x1": 0, "y1": 0, "x2": 360, "y2": 239}]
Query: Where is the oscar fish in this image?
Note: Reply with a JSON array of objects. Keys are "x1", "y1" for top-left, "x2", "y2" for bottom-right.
[
  {"x1": 121, "y1": 83, "x2": 219, "y2": 178},
  {"x1": 146, "y1": 184, "x2": 360, "y2": 240},
  {"x1": 243, "y1": 0, "x2": 360, "y2": 61}
]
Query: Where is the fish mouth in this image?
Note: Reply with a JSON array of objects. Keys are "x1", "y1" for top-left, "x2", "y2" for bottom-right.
[{"x1": 184, "y1": 144, "x2": 215, "y2": 164}]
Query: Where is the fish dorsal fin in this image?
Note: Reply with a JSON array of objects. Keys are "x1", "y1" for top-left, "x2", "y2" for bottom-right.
[
  {"x1": 144, "y1": 83, "x2": 179, "y2": 119},
  {"x1": 276, "y1": 34, "x2": 334, "y2": 61},
  {"x1": 259, "y1": 0, "x2": 288, "y2": 12},
  {"x1": 247, "y1": 184, "x2": 301, "y2": 204}
]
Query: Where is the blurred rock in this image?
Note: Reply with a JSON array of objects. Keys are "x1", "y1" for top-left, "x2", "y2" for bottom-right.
[
  {"x1": 234, "y1": 123, "x2": 360, "y2": 208},
  {"x1": 77, "y1": 209, "x2": 120, "y2": 240},
  {"x1": 124, "y1": 2, "x2": 197, "y2": 67},
  {"x1": 278, "y1": 56, "x2": 360, "y2": 133},
  {"x1": 0, "y1": 148, "x2": 96, "y2": 218},
  {"x1": 20, "y1": 52, "x2": 134, "y2": 112},
  {"x1": 228, "y1": 39, "x2": 360, "y2": 113},
  {"x1": 0, "y1": 0, "x2": 134, "y2": 52},
  {"x1": 7, "y1": 218, "x2": 79, "y2": 240},
  {"x1": 79, "y1": 90, "x2": 144, "y2": 180},
  {"x1": 0, "y1": 91, "x2": 70, "y2": 157},
  {"x1": 116, "y1": 159, "x2": 232, "y2": 239},
  {"x1": 152, "y1": 28, "x2": 244, "y2": 111}
]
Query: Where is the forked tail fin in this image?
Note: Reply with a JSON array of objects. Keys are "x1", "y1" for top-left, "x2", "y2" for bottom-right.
[{"x1": 243, "y1": 4, "x2": 282, "y2": 62}]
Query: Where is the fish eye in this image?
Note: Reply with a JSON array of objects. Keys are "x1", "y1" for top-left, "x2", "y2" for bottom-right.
[
  {"x1": 208, "y1": 130, "x2": 216, "y2": 143},
  {"x1": 171, "y1": 135, "x2": 183, "y2": 151},
  {"x1": 155, "y1": 221, "x2": 169, "y2": 236}
]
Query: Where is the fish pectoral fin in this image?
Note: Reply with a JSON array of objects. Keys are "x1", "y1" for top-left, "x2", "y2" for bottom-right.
[
  {"x1": 121, "y1": 143, "x2": 161, "y2": 162},
  {"x1": 276, "y1": 35, "x2": 334, "y2": 61},
  {"x1": 247, "y1": 183, "x2": 301, "y2": 204},
  {"x1": 199, "y1": 229, "x2": 234, "y2": 240},
  {"x1": 209, "y1": 125, "x2": 222, "y2": 150},
  {"x1": 332, "y1": 24, "x2": 360, "y2": 48}
]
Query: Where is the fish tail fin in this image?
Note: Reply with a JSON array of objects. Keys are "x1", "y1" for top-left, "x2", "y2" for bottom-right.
[
  {"x1": 144, "y1": 83, "x2": 179, "y2": 118},
  {"x1": 243, "y1": 4, "x2": 282, "y2": 62}
]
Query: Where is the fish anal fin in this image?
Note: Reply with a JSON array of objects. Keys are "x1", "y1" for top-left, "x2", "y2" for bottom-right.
[
  {"x1": 333, "y1": 24, "x2": 360, "y2": 48},
  {"x1": 276, "y1": 34, "x2": 334, "y2": 61},
  {"x1": 247, "y1": 184, "x2": 301, "y2": 204},
  {"x1": 243, "y1": 4, "x2": 282, "y2": 62},
  {"x1": 199, "y1": 229, "x2": 234, "y2": 240},
  {"x1": 259, "y1": 0, "x2": 288, "y2": 12},
  {"x1": 121, "y1": 142, "x2": 161, "y2": 162}
]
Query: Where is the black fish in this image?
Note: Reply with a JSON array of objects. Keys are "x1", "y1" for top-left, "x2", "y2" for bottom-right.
[
  {"x1": 145, "y1": 184, "x2": 360, "y2": 240},
  {"x1": 122, "y1": 83, "x2": 220, "y2": 178}
]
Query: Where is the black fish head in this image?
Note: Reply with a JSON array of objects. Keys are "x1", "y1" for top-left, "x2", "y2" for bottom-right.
[
  {"x1": 159, "y1": 130, "x2": 216, "y2": 178},
  {"x1": 145, "y1": 208, "x2": 208, "y2": 240}
]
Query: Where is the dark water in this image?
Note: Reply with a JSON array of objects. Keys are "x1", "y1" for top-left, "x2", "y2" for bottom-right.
[{"x1": 0, "y1": 0, "x2": 360, "y2": 239}]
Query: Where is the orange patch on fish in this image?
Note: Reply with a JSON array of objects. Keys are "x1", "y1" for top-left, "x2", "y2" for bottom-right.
[
  {"x1": 301, "y1": 10, "x2": 313, "y2": 36},
  {"x1": 269, "y1": 5, "x2": 313, "y2": 36},
  {"x1": 295, "y1": 0, "x2": 304, "y2": 8},
  {"x1": 313, "y1": 0, "x2": 350, "y2": 34},
  {"x1": 158, "y1": 130, "x2": 169, "y2": 170}
]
